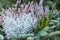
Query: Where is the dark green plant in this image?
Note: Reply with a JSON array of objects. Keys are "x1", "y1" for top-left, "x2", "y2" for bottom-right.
[
  {"x1": 34, "y1": 15, "x2": 49, "y2": 34},
  {"x1": 0, "y1": 0, "x2": 16, "y2": 11}
]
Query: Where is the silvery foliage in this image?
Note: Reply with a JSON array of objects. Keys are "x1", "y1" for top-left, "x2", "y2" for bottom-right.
[
  {"x1": 2, "y1": 9, "x2": 37, "y2": 39},
  {"x1": 0, "y1": 35, "x2": 4, "y2": 40}
]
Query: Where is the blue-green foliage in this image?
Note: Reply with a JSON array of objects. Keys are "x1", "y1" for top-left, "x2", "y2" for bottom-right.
[{"x1": 0, "y1": 35, "x2": 4, "y2": 40}]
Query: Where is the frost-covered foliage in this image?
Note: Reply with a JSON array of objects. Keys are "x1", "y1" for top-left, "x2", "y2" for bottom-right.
[
  {"x1": 1, "y1": 0, "x2": 38, "y2": 39},
  {"x1": 2, "y1": 8, "x2": 37, "y2": 39}
]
